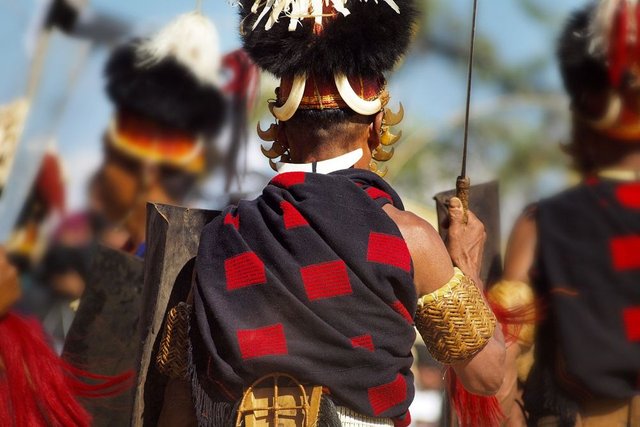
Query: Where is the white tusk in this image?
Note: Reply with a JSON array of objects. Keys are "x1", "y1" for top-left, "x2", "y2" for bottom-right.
[
  {"x1": 334, "y1": 74, "x2": 382, "y2": 116},
  {"x1": 272, "y1": 74, "x2": 307, "y2": 121},
  {"x1": 587, "y1": 93, "x2": 622, "y2": 130}
]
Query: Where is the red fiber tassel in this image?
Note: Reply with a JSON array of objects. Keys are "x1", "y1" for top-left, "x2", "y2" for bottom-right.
[
  {"x1": 447, "y1": 369, "x2": 504, "y2": 427},
  {"x1": 610, "y1": 0, "x2": 629, "y2": 87},
  {"x1": 489, "y1": 299, "x2": 541, "y2": 345},
  {"x1": 0, "y1": 312, "x2": 134, "y2": 426}
]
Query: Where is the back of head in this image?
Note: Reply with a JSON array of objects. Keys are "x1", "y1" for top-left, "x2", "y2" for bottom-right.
[
  {"x1": 558, "y1": 1, "x2": 640, "y2": 174},
  {"x1": 104, "y1": 12, "x2": 227, "y2": 187},
  {"x1": 239, "y1": 0, "x2": 418, "y2": 173}
]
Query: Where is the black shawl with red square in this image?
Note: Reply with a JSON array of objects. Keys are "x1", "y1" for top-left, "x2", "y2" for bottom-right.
[
  {"x1": 192, "y1": 169, "x2": 416, "y2": 424},
  {"x1": 524, "y1": 179, "x2": 640, "y2": 425}
]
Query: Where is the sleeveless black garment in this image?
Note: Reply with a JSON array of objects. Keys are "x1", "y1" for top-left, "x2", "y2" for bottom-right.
[{"x1": 524, "y1": 179, "x2": 640, "y2": 426}]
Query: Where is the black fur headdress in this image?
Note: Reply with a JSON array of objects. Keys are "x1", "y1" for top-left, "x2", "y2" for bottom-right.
[
  {"x1": 239, "y1": 0, "x2": 419, "y2": 79},
  {"x1": 557, "y1": 4, "x2": 610, "y2": 108},
  {"x1": 106, "y1": 12, "x2": 226, "y2": 136}
]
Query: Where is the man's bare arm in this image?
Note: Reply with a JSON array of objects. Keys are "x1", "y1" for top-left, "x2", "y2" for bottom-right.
[
  {"x1": 383, "y1": 203, "x2": 506, "y2": 395},
  {"x1": 503, "y1": 209, "x2": 538, "y2": 283},
  {"x1": 491, "y1": 210, "x2": 538, "y2": 420}
]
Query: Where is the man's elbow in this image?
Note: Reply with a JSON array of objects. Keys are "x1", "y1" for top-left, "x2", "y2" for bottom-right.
[
  {"x1": 464, "y1": 367, "x2": 505, "y2": 396},
  {"x1": 456, "y1": 343, "x2": 507, "y2": 396}
]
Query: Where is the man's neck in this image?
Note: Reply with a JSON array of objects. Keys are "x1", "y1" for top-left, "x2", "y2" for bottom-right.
[{"x1": 288, "y1": 138, "x2": 367, "y2": 164}]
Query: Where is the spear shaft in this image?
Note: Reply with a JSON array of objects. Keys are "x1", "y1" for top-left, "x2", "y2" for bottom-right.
[{"x1": 456, "y1": 0, "x2": 480, "y2": 217}]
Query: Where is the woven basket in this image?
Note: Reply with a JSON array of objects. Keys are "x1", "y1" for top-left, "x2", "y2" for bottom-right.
[
  {"x1": 415, "y1": 268, "x2": 496, "y2": 364},
  {"x1": 156, "y1": 302, "x2": 192, "y2": 380}
]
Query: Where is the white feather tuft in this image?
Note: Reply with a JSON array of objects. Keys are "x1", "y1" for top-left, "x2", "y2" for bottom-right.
[
  {"x1": 136, "y1": 12, "x2": 221, "y2": 87},
  {"x1": 250, "y1": 0, "x2": 398, "y2": 32},
  {"x1": 589, "y1": 0, "x2": 640, "y2": 58}
]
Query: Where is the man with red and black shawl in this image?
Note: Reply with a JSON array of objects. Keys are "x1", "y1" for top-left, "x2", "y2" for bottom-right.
[
  {"x1": 490, "y1": 2, "x2": 640, "y2": 426},
  {"x1": 155, "y1": 1, "x2": 507, "y2": 426}
]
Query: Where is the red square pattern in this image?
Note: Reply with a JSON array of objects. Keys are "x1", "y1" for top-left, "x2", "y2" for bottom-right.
[
  {"x1": 616, "y1": 183, "x2": 640, "y2": 210},
  {"x1": 237, "y1": 324, "x2": 288, "y2": 360},
  {"x1": 225, "y1": 252, "x2": 267, "y2": 291},
  {"x1": 281, "y1": 201, "x2": 309, "y2": 229},
  {"x1": 610, "y1": 236, "x2": 640, "y2": 271},
  {"x1": 367, "y1": 232, "x2": 411, "y2": 272},
  {"x1": 224, "y1": 212, "x2": 240, "y2": 230},
  {"x1": 367, "y1": 374, "x2": 407, "y2": 416},
  {"x1": 390, "y1": 301, "x2": 413, "y2": 325},
  {"x1": 300, "y1": 260, "x2": 353, "y2": 301},
  {"x1": 623, "y1": 307, "x2": 640, "y2": 342},
  {"x1": 271, "y1": 172, "x2": 306, "y2": 188},
  {"x1": 365, "y1": 187, "x2": 393, "y2": 203},
  {"x1": 350, "y1": 334, "x2": 375, "y2": 352}
]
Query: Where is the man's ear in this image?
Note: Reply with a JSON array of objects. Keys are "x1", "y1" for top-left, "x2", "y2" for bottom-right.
[
  {"x1": 278, "y1": 121, "x2": 290, "y2": 150},
  {"x1": 367, "y1": 111, "x2": 384, "y2": 151}
]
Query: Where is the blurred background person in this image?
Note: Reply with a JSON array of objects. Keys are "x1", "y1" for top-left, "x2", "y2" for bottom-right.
[
  {"x1": 491, "y1": 2, "x2": 640, "y2": 426},
  {"x1": 91, "y1": 10, "x2": 256, "y2": 256}
]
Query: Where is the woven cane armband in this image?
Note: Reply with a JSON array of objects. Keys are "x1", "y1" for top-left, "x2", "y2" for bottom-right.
[{"x1": 415, "y1": 268, "x2": 497, "y2": 364}]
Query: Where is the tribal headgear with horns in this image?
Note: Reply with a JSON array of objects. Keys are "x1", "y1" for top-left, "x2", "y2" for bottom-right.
[
  {"x1": 240, "y1": 0, "x2": 417, "y2": 174},
  {"x1": 560, "y1": 0, "x2": 640, "y2": 142}
]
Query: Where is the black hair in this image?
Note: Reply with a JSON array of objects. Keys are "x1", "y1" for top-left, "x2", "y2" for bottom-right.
[{"x1": 288, "y1": 108, "x2": 375, "y2": 128}]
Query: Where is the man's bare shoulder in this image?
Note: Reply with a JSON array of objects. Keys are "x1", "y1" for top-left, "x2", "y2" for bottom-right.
[
  {"x1": 382, "y1": 205, "x2": 439, "y2": 244},
  {"x1": 382, "y1": 204, "x2": 454, "y2": 296}
]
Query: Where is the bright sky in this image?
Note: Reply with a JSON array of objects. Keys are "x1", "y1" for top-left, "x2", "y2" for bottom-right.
[{"x1": 0, "y1": 0, "x2": 584, "y2": 210}]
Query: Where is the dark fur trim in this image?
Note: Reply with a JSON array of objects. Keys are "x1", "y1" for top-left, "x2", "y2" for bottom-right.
[
  {"x1": 239, "y1": 0, "x2": 419, "y2": 78},
  {"x1": 105, "y1": 42, "x2": 226, "y2": 136},
  {"x1": 557, "y1": 4, "x2": 611, "y2": 107}
]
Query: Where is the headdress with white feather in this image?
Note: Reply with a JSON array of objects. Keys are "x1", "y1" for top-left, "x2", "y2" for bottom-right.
[
  {"x1": 250, "y1": 0, "x2": 400, "y2": 31},
  {"x1": 136, "y1": 12, "x2": 221, "y2": 87},
  {"x1": 559, "y1": 2, "x2": 640, "y2": 142},
  {"x1": 106, "y1": 12, "x2": 226, "y2": 136},
  {"x1": 588, "y1": 0, "x2": 640, "y2": 87}
]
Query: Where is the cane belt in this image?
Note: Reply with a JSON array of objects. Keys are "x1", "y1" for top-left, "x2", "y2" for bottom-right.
[{"x1": 236, "y1": 373, "x2": 323, "y2": 427}]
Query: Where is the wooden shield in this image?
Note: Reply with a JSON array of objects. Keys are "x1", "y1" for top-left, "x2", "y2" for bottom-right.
[
  {"x1": 433, "y1": 181, "x2": 502, "y2": 286},
  {"x1": 132, "y1": 203, "x2": 220, "y2": 427},
  {"x1": 62, "y1": 244, "x2": 144, "y2": 427}
]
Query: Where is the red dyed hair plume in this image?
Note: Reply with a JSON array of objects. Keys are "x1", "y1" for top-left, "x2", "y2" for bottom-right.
[
  {"x1": 0, "y1": 312, "x2": 133, "y2": 427},
  {"x1": 591, "y1": 0, "x2": 640, "y2": 87}
]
